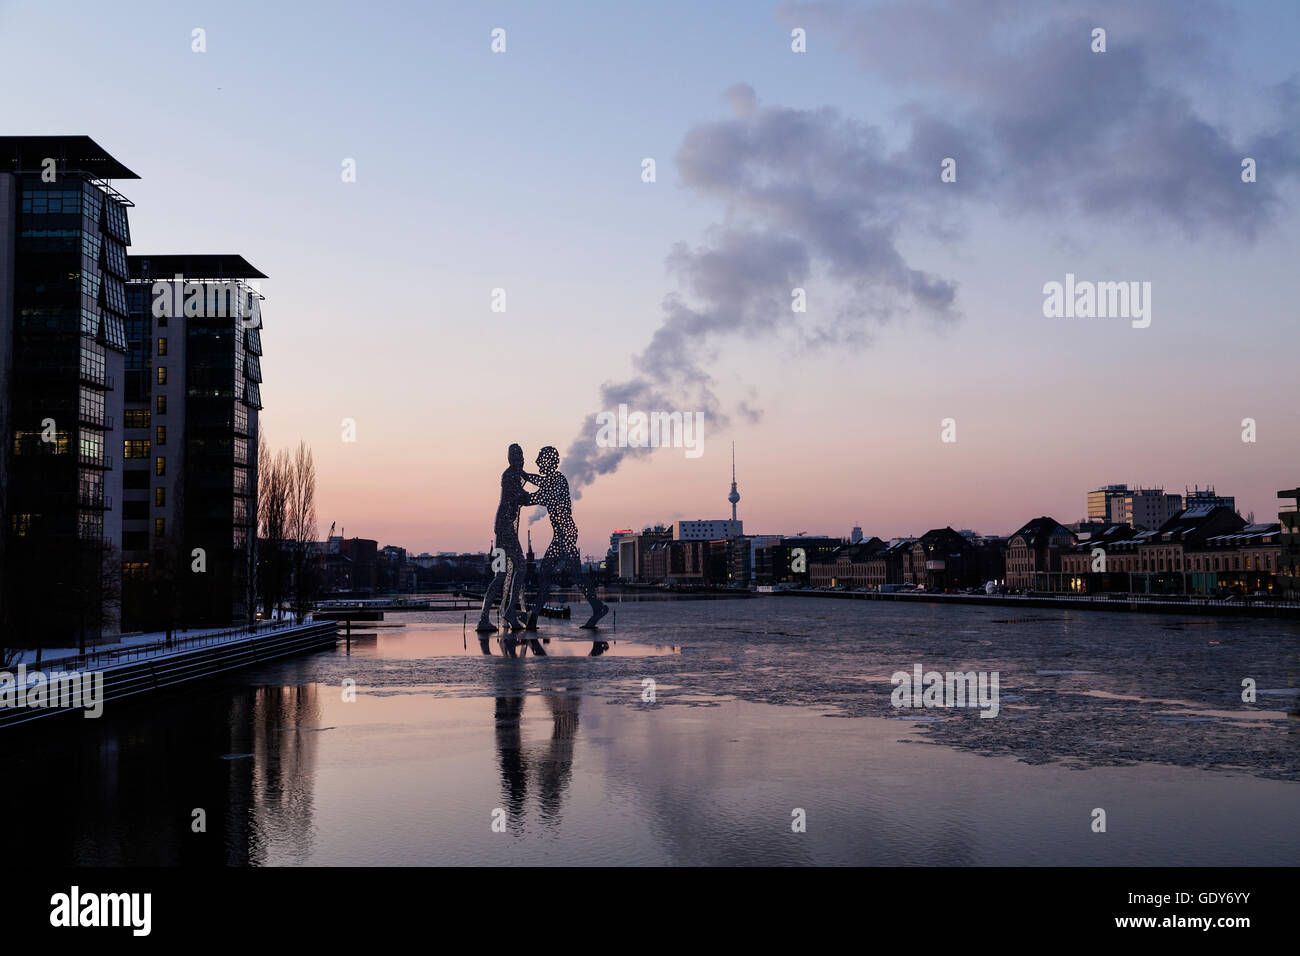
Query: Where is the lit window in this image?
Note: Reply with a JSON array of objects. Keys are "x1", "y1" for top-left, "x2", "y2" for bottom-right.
[
  {"x1": 155, "y1": 518, "x2": 165, "y2": 537},
  {"x1": 156, "y1": 426, "x2": 166, "y2": 446},
  {"x1": 155, "y1": 457, "x2": 165, "y2": 476},
  {"x1": 155, "y1": 487, "x2": 165, "y2": 507},
  {"x1": 156, "y1": 395, "x2": 166, "y2": 414},
  {"x1": 157, "y1": 337, "x2": 167, "y2": 356},
  {"x1": 157, "y1": 366, "x2": 167, "y2": 385}
]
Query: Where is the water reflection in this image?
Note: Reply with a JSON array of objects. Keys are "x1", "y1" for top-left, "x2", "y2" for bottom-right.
[
  {"x1": 2, "y1": 682, "x2": 322, "y2": 865},
  {"x1": 486, "y1": 641, "x2": 589, "y2": 832},
  {"x1": 477, "y1": 636, "x2": 612, "y2": 658}
]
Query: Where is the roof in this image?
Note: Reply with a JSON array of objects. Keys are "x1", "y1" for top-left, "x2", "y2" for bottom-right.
[
  {"x1": 1010, "y1": 516, "x2": 1073, "y2": 548},
  {"x1": 1203, "y1": 523, "x2": 1280, "y2": 548},
  {"x1": 0, "y1": 135, "x2": 139, "y2": 179},
  {"x1": 1066, "y1": 523, "x2": 1136, "y2": 552},
  {"x1": 128, "y1": 255, "x2": 267, "y2": 280},
  {"x1": 917, "y1": 527, "x2": 972, "y2": 550},
  {"x1": 817, "y1": 538, "x2": 887, "y2": 563}
]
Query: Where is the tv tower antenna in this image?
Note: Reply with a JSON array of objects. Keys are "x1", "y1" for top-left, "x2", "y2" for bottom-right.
[{"x1": 728, "y1": 442, "x2": 740, "y2": 521}]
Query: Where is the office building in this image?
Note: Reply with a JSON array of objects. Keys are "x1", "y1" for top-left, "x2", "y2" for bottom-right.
[
  {"x1": 1183, "y1": 486, "x2": 1235, "y2": 513},
  {"x1": 673, "y1": 518, "x2": 742, "y2": 540},
  {"x1": 1109, "y1": 488, "x2": 1183, "y2": 530},
  {"x1": 122, "y1": 254, "x2": 265, "y2": 627},
  {"x1": 1087, "y1": 484, "x2": 1129, "y2": 522},
  {"x1": 0, "y1": 137, "x2": 137, "y2": 643}
]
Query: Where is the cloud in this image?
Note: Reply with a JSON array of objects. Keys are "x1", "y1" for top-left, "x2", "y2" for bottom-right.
[
  {"x1": 778, "y1": 0, "x2": 1300, "y2": 238},
  {"x1": 561, "y1": 2, "x2": 1300, "y2": 499}
]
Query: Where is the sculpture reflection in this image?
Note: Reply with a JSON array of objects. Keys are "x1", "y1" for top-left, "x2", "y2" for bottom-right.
[{"x1": 485, "y1": 643, "x2": 602, "y2": 831}]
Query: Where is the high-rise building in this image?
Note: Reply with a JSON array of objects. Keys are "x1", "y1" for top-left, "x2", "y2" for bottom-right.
[
  {"x1": 1, "y1": 137, "x2": 138, "y2": 644},
  {"x1": 1087, "y1": 484, "x2": 1129, "y2": 522},
  {"x1": 1110, "y1": 488, "x2": 1183, "y2": 530},
  {"x1": 1184, "y1": 486, "x2": 1234, "y2": 513},
  {"x1": 122, "y1": 254, "x2": 265, "y2": 627}
]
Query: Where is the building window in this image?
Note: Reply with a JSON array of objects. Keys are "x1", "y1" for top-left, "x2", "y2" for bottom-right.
[
  {"x1": 124, "y1": 408, "x2": 150, "y2": 428},
  {"x1": 157, "y1": 366, "x2": 167, "y2": 385},
  {"x1": 155, "y1": 518, "x2": 165, "y2": 537},
  {"x1": 123, "y1": 439, "x2": 150, "y2": 459},
  {"x1": 155, "y1": 457, "x2": 165, "y2": 476},
  {"x1": 156, "y1": 395, "x2": 166, "y2": 414},
  {"x1": 155, "y1": 487, "x2": 165, "y2": 507},
  {"x1": 157, "y1": 336, "x2": 167, "y2": 356},
  {"x1": 156, "y1": 425, "x2": 166, "y2": 446}
]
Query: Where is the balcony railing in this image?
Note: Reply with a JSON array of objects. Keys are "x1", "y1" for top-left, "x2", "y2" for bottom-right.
[
  {"x1": 77, "y1": 412, "x2": 114, "y2": 430},
  {"x1": 78, "y1": 452, "x2": 113, "y2": 469},
  {"x1": 78, "y1": 369, "x2": 115, "y2": 390},
  {"x1": 77, "y1": 492, "x2": 113, "y2": 510}
]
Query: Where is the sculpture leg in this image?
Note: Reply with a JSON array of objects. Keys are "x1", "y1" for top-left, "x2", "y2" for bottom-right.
[
  {"x1": 477, "y1": 570, "x2": 505, "y2": 631},
  {"x1": 501, "y1": 539, "x2": 527, "y2": 628},
  {"x1": 527, "y1": 548, "x2": 561, "y2": 629},
  {"x1": 569, "y1": 543, "x2": 608, "y2": 628}
]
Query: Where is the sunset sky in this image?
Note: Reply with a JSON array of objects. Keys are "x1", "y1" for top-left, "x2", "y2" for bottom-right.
[{"x1": 4, "y1": 0, "x2": 1298, "y2": 557}]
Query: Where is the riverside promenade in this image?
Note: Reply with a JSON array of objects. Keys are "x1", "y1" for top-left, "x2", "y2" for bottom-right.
[{"x1": 0, "y1": 619, "x2": 339, "y2": 729}]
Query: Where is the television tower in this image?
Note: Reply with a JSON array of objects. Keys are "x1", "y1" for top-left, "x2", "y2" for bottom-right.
[{"x1": 728, "y1": 442, "x2": 741, "y2": 521}]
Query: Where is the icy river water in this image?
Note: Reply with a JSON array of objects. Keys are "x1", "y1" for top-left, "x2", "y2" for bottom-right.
[{"x1": 10, "y1": 595, "x2": 1299, "y2": 865}]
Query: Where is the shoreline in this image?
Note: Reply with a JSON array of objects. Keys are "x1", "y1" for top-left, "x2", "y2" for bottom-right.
[{"x1": 770, "y1": 588, "x2": 1300, "y2": 619}]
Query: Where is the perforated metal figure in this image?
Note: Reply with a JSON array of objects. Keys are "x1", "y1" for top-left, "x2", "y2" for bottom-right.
[
  {"x1": 525, "y1": 445, "x2": 609, "y2": 629},
  {"x1": 476, "y1": 444, "x2": 540, "y2": 632}
]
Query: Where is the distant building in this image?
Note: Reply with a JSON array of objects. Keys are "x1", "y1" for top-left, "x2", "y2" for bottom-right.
[
  {"x1": 616, "y1": 527, "x2": 671, "y2": 582},
  {"x1": 1183, "y1": 486, "x2": 1234, "y2": 513},
  {"x1": 339, "y1": 537, "x2": 378, "y2": 592},
  {"x1": 1087, "y1": 484, "x2": 1130, "y2": 522},
  {"x1": 1109, "y1": 488, "x2": 1183, "y2": 530},
  {"x1": 1006, "y1": 517, "x2": 1074, "y2": 590},
  {"x1": 1059, "y1": 506, "x2": 1255, "y2": 595},
  {"x1": 862, "y1": 538, "x2": 915, "y2": 588},
  {"x1": 809, "y1": 538, "x2": 885, "y2": 588},
  {"x1": 755, "y1": 536, "x2": 841, "y2": 585},
  {"x1": 905, "y1": 528, "x2": 981, "y2": 591},
  {"x1": 850, "y1": 525, "x2": 863, "y2": 544},
  {"x1": 1278, "y1": 488, "x2": 1300, "y2": 600},
  {"x1": 673, "y1": 519, "x2": 742, "y2": 540}
]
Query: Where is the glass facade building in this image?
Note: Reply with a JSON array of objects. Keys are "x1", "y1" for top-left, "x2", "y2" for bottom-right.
[
  {"x1": 123, "y1": 255, "x2": 265, "y2": 627},
  {"x1": 1, "y1": 137, "x2": 137, "y2": 644}
]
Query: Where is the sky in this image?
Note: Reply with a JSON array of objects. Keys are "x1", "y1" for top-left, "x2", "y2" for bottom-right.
[{"x1": 3, "y1": 0, "x2": 1298, "y2": 557}]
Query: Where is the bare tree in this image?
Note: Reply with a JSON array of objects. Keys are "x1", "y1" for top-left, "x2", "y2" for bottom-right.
[
  {"x1": 68, "y1": 541, "x2": 123, "y2": 656},
  {"x1": 258, "y1": 442, "x2": 291, "y2": 621},
  {"x1": 287, "y1": 440, "x2": 318, "y2": 623}
]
